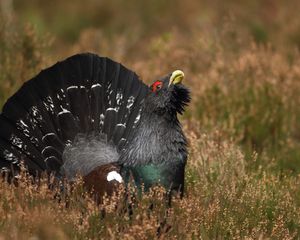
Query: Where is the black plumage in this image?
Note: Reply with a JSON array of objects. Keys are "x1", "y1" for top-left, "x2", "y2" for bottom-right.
[{"x1": 0, "y1": 53, "x2": 190, "y2": 198}]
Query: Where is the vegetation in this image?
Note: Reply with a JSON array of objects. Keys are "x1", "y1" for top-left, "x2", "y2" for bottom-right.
[{"x1": 1, "y1": 0, "x2": 300, "y2": 238}]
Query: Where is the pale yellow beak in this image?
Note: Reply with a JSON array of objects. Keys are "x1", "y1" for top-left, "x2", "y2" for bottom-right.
[{"x1": 169, "y1": 70, "x2": 184, "y2": 87}]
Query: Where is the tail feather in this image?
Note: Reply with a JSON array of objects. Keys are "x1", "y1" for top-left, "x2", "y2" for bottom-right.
[
  {"x1": 0, "y1": 138, "x2": 39, "y2": 172},
  {"x1": 21, "y1": 80, "x2": 58, "y2": 136},
  {"x1": 42, "y1": 146, "x2": 62, "y2": 161},
  {"x1": 112, "y1": 124, "x2": 126, "y2": 146},
  {"x1": 90, "y1": 84, "x2": 101, "y2": 132},
  {"x1": 122, "y1": 83, "x2": 148, "y2": 142},
  {"x1": 56, "y1": 110, "x2": 79, "y2": 142},
  {"x1": 66, "y1": 86, "x2": 90, "y2": 133},
  {"x1": 103, "y1": 108, "x2": 117, "y2": 142},
  {"x1": 0, "y1": 53, "x2": 149, "y2": 177},
  {"x1": 0, "y1": 117, "x2": 46, "y2": 171},
  {"x1": 115, "y1": 69, "x2": 136, "y2": 124},
  {"x1": 42, "y1": 133, "x2": 64, "y2": 154},
  {"x1": 45, "y1": 156, "x2": 61, "y2": 172}
]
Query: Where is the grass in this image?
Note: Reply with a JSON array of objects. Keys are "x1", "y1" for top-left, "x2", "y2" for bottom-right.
[{"x1": 1, "y1": 0, "x2": 300, "y2": 239}]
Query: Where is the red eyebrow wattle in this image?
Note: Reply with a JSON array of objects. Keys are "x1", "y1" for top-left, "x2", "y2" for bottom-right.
[{"x1": 152, "y1": 81, "x2": 162, "y2": 92}]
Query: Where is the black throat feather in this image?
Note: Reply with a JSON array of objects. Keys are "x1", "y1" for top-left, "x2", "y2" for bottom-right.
[{"x1": 119, "y1": 84, "x2": 191, "y2": 167}]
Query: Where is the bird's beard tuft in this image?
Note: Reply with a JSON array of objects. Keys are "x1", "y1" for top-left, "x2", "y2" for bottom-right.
[
  {"x1": 170, "y1": 84, "x2": 191, "y2": 115},
  {"x1": 143, "y1": 84, "x2": 191, "y2": 116}
]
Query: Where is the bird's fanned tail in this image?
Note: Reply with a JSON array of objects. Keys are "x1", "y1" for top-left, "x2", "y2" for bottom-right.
[{"x1": 0, "y1": 53, "x2": 148, "y2": 177}]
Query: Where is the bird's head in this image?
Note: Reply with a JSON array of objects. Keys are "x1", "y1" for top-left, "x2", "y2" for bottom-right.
[{"x1": 144, "y1": 70, "x2": 191, "y2": 115}]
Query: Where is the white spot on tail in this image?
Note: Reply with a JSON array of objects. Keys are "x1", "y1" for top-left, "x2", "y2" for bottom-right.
[
  {"x1": 31, "y1": 106, "x2": 39, "y2": 116},
  {"x1": 67, "y1": 86, "x2": 78, "y2": 91},
  {"x1": 107, "y1": 171, "x2": 123, "y2": 183},
  {"x1": 127, "y1": 96, "x2": 135, "y2": 109},
  {"x1": 99, "y1": 113, "x2": 105, "y2": 126},
  {"x1": 10, "y1": 135, "x2": 22, "y2": 148},
  {"x1": 43, "y1": 96, "x2": 55, "y2": 113},
  {"x1": 134, "y1": 112, "x2": 141, "y2": 125},
  {"x1": 3, "y1": 150, "x2": 18, "y2": 163},
  {"x1": 91, "y1": 83, "x2": 101, "y2": 89},
  {"x1": 58, "y1": 107, "x2": 70, "y2": 115},
  {"x1": 56, "y1": 93, "x2": 62, "y2": 100},
  {"x1": 116, "y1": 91, "x2": 123, "y2": 105},
  {"x1": 19, "y1": 120, "x2": 28, "y2": 128},
  {"x1": 106, "y1": 108, "x2": 118, "y2": 112},
  {"x1": 30, "y1": 106, "x2": 42, "y2": 121},
  {"x1": 116, "y1": 123, "x2": 126, "y2": 128},
  {"x1": 16, "y1": 120, "x2": 30, "y2": 137},
  {"x1": 42, "y1": 133, "x2": 56, "y2": 141},
  {"x1": 41, "y1": 146, "x2": 54, "y2": 156}
]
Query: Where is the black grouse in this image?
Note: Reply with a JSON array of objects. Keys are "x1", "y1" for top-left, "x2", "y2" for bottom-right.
[{"x1": 0, "y1": 53, "x2": 190, "y2": 198}]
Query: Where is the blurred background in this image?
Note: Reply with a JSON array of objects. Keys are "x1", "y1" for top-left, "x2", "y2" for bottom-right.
[{"x1": 1, "y1": 1, "x2": 300, "y2": 238}]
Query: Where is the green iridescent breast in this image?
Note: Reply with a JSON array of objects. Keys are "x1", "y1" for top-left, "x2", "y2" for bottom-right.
[{"x1": 123, "y1": 162, "x2": 185, "y2": 195}]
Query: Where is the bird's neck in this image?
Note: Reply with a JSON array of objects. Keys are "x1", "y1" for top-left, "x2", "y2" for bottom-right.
[{"x1": 120, "y1": 111, "x2": 187, "y2": 167}]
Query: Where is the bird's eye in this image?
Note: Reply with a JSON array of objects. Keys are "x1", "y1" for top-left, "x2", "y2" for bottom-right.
[{"x1": 152, "y1": 81, "x2": 163, "y2": 92}]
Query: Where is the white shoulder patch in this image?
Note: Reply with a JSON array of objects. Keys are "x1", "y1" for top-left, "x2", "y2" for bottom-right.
[{"x1": 106, "y1": 171, "x2": 123, "y2": 183}]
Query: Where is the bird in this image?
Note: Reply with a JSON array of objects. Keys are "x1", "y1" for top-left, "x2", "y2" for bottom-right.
[{"x1": 0, "y1": 53, "x2": 190, "y2": 199}]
